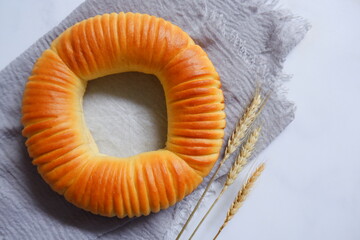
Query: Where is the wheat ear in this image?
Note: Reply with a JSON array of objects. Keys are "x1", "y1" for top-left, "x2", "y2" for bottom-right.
[
  {"x1": 223, "y1": 88, "x2": 263, "y2": 159},
  {"x1": 225, "y1": 126, "x2": 261, "y2": 187},
  {"x1": 213, "y1": 163, "x2": 265, "y2": 240},
  {"x1": 176, "y1": 88, "x2": 264, "y2": 240},
  {"x1": 188, "y1": 126, "x2": 261, "y2": 240}
]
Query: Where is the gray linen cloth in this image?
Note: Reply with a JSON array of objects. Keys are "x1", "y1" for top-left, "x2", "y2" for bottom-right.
[{"x1": 0, "y1": 0, "x2": 309, "y2": 239}]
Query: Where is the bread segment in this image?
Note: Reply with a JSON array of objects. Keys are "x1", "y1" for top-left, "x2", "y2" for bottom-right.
[{"x1": 22, "y1": 12, "x2": 225, "y2": 217}]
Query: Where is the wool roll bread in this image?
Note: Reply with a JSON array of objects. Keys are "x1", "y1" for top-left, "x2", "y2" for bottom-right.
[{"x1": 22, "y1": 12, "x2": 226, "y2": 218}]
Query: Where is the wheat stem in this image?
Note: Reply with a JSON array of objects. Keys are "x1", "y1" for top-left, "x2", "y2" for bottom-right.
[
  {"x1": 213, "y1": 163, "x2": 265, "y2": 240},
  {"x1": 176, "y1": 152, "x2": 230, "y2": 240},
  {"x1": 176, "y1": 88, "x2": 264, "y2": 240},
  {"x1": 189, "y1": 127, "x2": 261, "y2": 239},
  {"x1": 188, "y1": 188, "x2": 226, "y2": 240}
]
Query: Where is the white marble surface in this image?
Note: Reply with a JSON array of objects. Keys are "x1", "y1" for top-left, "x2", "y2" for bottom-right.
[{"x1": 1, "y1": 0, "x2": 360, "y2": 239}]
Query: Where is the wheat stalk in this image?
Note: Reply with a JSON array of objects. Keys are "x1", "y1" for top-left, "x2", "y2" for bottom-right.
[
  {"x1": 213, "y1": 163, "x2": 265, "y2": 240},
  {"x1": 188, "y1": 126, "x2": 261, "y2": 239},
  {"x1": 176, "y1": 88, "x2": 264, "y2": 240}
]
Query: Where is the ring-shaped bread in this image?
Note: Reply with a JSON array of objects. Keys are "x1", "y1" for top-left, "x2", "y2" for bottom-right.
[{"x1": 22, "y1": 12, "x2": 225, "y2": 218}]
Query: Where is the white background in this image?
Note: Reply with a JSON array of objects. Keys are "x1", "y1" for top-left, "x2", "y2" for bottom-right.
[{"x1": 1, "y1": 0, "x2": 360, "y2": 239}]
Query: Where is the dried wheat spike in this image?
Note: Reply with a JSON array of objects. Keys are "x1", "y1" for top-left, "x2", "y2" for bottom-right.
[
  {"x1": 213, "y1": 163, "x2": 265, "y2": 240},
  {"x1": 225, "y1": 126, "x2": 261, "y2": 187},
  {"x1": 224, "y1": 89, "x2": 262, "y2": 159}
]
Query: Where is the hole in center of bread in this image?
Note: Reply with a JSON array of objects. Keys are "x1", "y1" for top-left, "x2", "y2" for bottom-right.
[{"x1": 83, "y1": 72, "x2": 168, "y2": 158}]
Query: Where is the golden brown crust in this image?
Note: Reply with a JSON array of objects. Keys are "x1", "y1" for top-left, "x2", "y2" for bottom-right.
[{"x1": 22, "y1": 12, "x2": 225, "y2": 218}]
